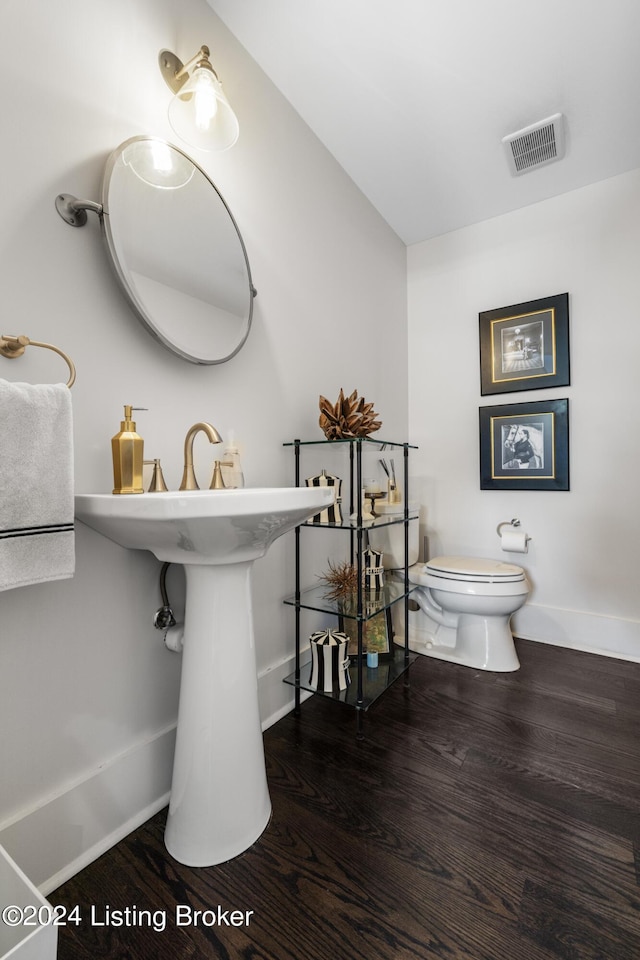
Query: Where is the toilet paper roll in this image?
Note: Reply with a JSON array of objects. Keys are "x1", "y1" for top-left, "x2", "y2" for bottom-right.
[{"x1": 500, "y1": 526, "x2": 529, "y2": 553}]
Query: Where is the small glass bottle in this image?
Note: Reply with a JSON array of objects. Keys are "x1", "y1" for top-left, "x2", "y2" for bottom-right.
[{"x1": 220, "y1": 432, "x2": 245, "y2": 488}]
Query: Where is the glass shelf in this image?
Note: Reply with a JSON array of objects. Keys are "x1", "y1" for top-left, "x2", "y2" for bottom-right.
[
  {"x1": 283, "y1": 437, "x2": 418, "y2": 449},
  {"x1": 284, "y1": 580, "x2": 415, "y2": 620},
  {"x1": 301, "y1": 511, "x2": 419, "y2": 532},
  {"x1": 284, "y1": 646, "x2": 416, "y2": 711}
]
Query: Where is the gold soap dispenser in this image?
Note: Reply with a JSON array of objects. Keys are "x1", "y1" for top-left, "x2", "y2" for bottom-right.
[{"x1": 112, "y1": 405, "x2": 145, "y2": 494}]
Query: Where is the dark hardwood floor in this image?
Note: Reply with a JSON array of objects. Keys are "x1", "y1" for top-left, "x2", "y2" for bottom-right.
[{"x1": 51, "y1": 639, "x2": 640, "y2": 959}]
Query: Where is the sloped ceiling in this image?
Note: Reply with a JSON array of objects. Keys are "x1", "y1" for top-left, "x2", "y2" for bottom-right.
[{"x1": 206, "y1": 0, "x2": 640, "y2": 244}]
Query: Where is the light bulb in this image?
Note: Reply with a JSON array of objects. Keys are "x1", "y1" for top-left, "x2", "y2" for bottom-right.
[
  {"x1": 168, "y1": 66, "x2": 239, "y2": 152},
  {"x1": 191, "y1": 68, "x2": 219, "y2": 131}
]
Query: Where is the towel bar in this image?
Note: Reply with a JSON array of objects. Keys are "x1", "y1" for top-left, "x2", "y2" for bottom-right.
[{"x1": 0, "y1": 334, "x2": 76, "y2": 388}]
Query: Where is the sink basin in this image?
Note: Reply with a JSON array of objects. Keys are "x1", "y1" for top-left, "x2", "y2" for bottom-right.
[
  {"x1": 74, "y1": 487, "x2": 334, "y2": 564},
  {"x1": 74, "y1": 486, "x2": 335, "y2": 867}
]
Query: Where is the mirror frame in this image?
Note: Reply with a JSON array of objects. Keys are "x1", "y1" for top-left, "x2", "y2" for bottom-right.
[{"x1": 101, "y1": 136, "x2": 256, "y2": 365}]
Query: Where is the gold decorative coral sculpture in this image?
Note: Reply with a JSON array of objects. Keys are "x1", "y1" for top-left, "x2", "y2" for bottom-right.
[{"x1": 318, "y1": 389, "x2": 382, "y2": 440}]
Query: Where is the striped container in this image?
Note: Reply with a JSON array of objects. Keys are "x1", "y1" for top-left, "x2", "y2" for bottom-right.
[
  {"x1": 308, "y1": 629, "x2": 351, "y2": 692},
  {"x1": 363, "y1": 547, "x2": 385, "y2": 593},
  {"x1": 305, "y1": 469, "x2": 342, "y2": 524}
]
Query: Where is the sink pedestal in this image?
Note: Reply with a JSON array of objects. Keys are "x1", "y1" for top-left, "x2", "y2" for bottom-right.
[
  {"x1": 74, "y1": 487, "x2": 336, "y2": 867},
  {"x1": 164, "y1": 561, "x2": 271, "y2": 866}
]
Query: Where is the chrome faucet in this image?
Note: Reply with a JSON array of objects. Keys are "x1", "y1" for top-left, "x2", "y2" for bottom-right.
[{"x1": 179, "y1": 422, "x2": 223, "y2": 490}]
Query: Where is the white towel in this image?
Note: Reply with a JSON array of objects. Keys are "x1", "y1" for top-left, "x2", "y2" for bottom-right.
[{"x1": 0, "y1": 378, "x2": 75, "y2": 591}]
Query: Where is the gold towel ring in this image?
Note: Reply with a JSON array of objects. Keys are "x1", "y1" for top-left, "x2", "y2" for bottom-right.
[{"x1": 0, "y1": 334, "x2": 76, "y2": 388}]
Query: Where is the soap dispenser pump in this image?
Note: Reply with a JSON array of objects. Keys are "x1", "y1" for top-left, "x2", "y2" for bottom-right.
[{"x1": 112, "y1": 405, "x2": 145, "y2": 494}]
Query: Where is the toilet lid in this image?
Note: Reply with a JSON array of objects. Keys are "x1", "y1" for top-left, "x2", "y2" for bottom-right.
[{"x1": 425, "y1": 555, "x2": 525, "y2": 583}]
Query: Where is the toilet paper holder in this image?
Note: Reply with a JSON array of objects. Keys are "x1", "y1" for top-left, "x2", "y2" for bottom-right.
[{"x1": 496, "y1": 518, "x2": 531, "y2": 544}]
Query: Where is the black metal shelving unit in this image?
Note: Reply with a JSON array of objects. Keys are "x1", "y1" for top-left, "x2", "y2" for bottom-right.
[{"x1": 283, "y1": 437, "x2": 418, "y2": 737}]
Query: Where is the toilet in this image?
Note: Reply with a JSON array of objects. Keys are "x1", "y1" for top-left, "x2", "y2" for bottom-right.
[{"x1": 397, "y1": 555, "x2": 529, "y2": 672}]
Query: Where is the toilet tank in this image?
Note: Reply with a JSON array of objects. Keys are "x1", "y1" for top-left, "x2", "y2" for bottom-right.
[{"x1": 368, "y1": 500, "x2": 419, "y2": 569}]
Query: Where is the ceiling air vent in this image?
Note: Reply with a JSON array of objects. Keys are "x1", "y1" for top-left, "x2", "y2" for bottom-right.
[{"x1": 502, "y1": 113, "x2": 565, "y2": 176}]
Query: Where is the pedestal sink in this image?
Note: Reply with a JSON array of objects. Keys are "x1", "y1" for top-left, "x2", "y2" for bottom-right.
[{"x1": 74, "y1": 487, "x2": 335, "y2": 866}]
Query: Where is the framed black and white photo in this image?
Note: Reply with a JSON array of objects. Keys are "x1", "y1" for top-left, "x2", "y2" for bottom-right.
[
  {"x1": 479, "y1": 293, "x2": 570, "y2": 395},
  {"x1": 479, "y1": 398, "x2": 569, "y2": 491}
]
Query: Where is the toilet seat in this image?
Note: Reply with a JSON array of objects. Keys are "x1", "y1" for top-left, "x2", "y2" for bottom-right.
[
  {"x1": 422, "y1": 555, "x2": 525, "y2": 584},
  {"x1": 425, "y1": 555, "x2": 525, "y2": 583}
]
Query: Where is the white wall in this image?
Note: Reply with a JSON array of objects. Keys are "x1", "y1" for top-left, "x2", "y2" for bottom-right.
[
  {"x1": 0, "y1": 0, "x2": 407, "y2": 890},
  {"x1": 408, "y1": 168, "x2": 640, "y2": 660}
]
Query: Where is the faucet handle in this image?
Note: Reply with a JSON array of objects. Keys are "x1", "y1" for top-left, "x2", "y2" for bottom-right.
[
  {"x1": 144, "y1": 459, "x2": 169, "y2": 493},
  {"x1": 210, "y1": 460, "x2": 233, "y2": 490}
]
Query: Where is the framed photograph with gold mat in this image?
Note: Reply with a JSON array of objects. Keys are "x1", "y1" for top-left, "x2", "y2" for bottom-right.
[
  {"x1": 479, "y1": 292, "x2": 570, "y2": 395},
  {"x1": 479, "y1": 397, "x2": 569, "y2": 491}
]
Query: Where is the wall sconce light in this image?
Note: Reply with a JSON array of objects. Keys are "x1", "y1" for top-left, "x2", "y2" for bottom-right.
[{"x1": 159, "y1": 45, "x2": 239, "y2": 152}]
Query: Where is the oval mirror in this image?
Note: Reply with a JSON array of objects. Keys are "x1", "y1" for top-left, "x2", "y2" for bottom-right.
[{"x1": 101, "y1": 136, "x2": 256, "y2": 364}]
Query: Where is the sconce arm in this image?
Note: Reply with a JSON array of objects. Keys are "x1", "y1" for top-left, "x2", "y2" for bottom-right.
[
  {"x1": 176, "y1": 45, "x2": 215, "y2": 80},
  {"x1": 159, "y1": 45, "x2": 219, "y2": 95},
  {"x1": 55, "y1": 193, "x2": 103, "y2": 228}
]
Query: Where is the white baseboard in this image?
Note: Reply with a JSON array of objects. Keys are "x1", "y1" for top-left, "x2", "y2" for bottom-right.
[
  {"x1": 0, "y1": 726, "x2": 176, "y2": 896},
  {"x1": 258, "y1": 647, "x2": 313, "y2": 730},
  {"x1": 512, "y1": 602, "x2": 640, "y2": 662},
  {"x1": 0, "y1": 652, "x2": 311, "y2": 898},
  {"x1": 399, "y1": 597, "x2": 640, "y2": 664}
]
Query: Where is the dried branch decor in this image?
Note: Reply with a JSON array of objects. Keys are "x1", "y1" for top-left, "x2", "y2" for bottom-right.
[{"x1": 319, "y1": 389, "x2": 382, "y2": 440}]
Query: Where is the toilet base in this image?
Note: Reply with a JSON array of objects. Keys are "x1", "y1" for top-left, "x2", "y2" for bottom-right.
[{"x1": 395, "y1": 607, "x2": 520, "y2": 672}]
